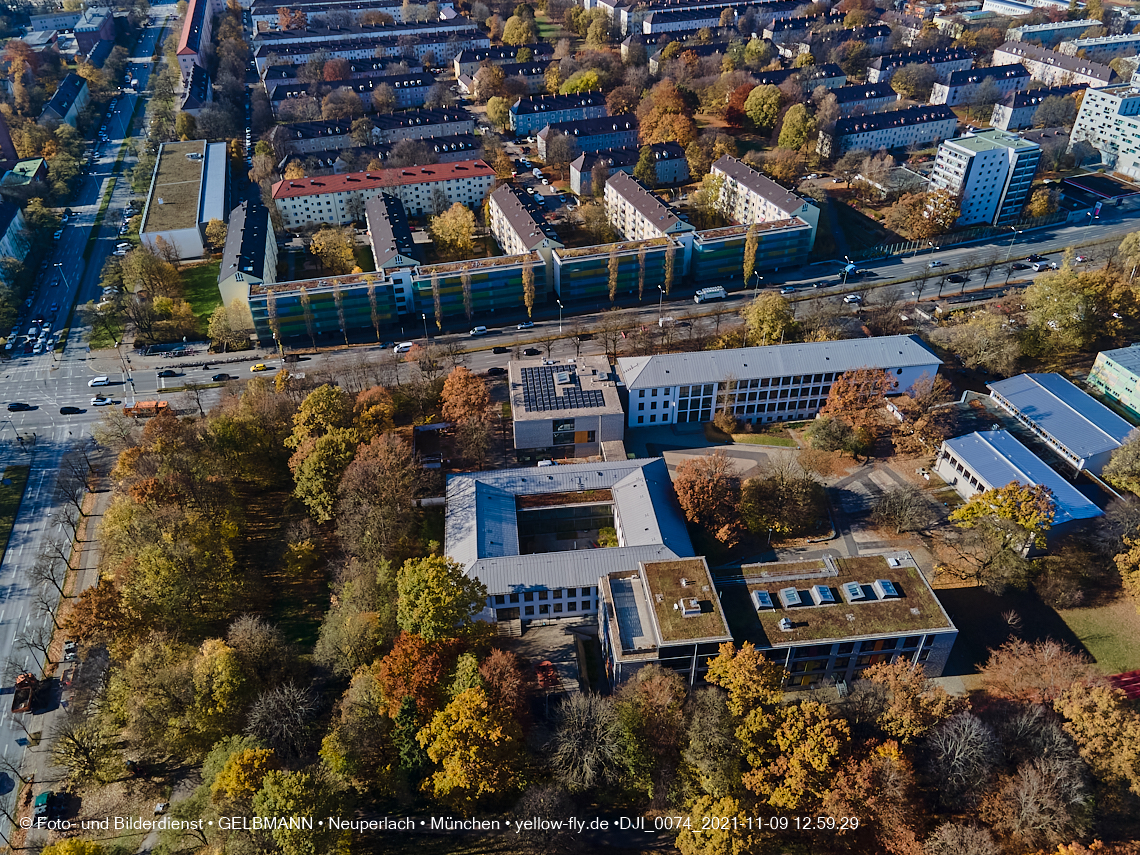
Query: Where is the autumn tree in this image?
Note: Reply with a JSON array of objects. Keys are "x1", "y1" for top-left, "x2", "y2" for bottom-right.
[
  {"x1": 819, "y1": 367, "x2": 896, "y2": 428},
  {"x1": 950, "y1": 481, "x2": 1056, "y2": 552},
  {"x1": 252, "y1": 766, "x2": 351, "y2": 855},
  {"x1": 1054, "y1": 683, "x2": 1140, "y2": 796},
  {"x1": 820, "y1": 742, "x2": 924, "y2": 855},
  {"x1": 375, "y1": 632, "x2": 448, "y2": 720},
  {"x1": 205, "y1": 218, "x2": 228, "y2": 252},
  {"x1": 637, "y1": 79, "x2": 698, "y2": 146},
  {"x1": 744, "y1": 700, "x2": 850, "y2": 809},
  {"x1": 683, "y1": 688, "x2": 743, "y2": 799},
  {"x1": 522, "y1": 255, "x2": 535, "y2": 317},
  {"x1": 309, "y1": 227, "x2": 356, "y2": 274},
  {"x1": 742, "y1": 223, "x2": 759, "y2": 285},
  {"x1": 933, "y1": 309, "x2": 1021, "y2": 376},
  {"x1": 502, "y1": 14, "x2": 537, "y2": 44},
  {"x1": 1103, "y1": 433, "x2": 1140, "y2": 496},
  {"x1": 441, "y1": 366, "x2": 489, "y2": 425},
  {"x1": 429, "y1": 202, "x2": 476, "y2": 260},
  {"x1": 418, "y1": 686, "x2": 526, "y2": 808},
  {"x1": 396, "y1": 555, "x2": 487, "y2": 642},
  {"x1": 673, "y1": 450, "x2": 742, "y2": 544},
  {"x1": 51, "y1": 712, "x2": 115, "y2": 783},
  {"x1": 861, "y1": 659, "x2": 964, "y2": 743},
  {"x1": 891, "y1": 63, "x2": 938, "y2": 100},
  {"x1": 740, "y1": 291, "x2": 795, "y2": 346},
  {"x1": 41, "y1": 843, "x2": 110, "y2": 855},
  {"x1": 744, "y1": 84, "x2": 783, "y2": 133},
  {"x1": 979, "y1": 638, "x2": 1103, "y2": 705},
  {"x1": 336, "y1": 433, "x2": 422, "y2": 563},
  {"x1": 778, "y1": 103, "x2": 816, "y2": 150}
]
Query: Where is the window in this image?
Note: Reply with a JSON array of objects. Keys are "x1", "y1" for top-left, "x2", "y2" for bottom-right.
[
  {"x1": 538, "y1": 590, "x2": 548, "y2": 600},
  {"x1": 567, "y1": 601, "x2": 577, "y2": 611},
  {"x1": 554, "y1": 588, "x2": 563, "y2": 599},
  {"x1": 494, "y1": 595, "x2": 505, "y2": 605},
  {"x1": 554, "y1": 603, "x2": 563, "y2": 613},
  {"x1": 539, "y1": 603, "x2": 549, "y2": 614},
  {"x1": 524, "y1": 592, "x2": 533, "y2": 602},
  {"x1": 509, "y1": 593, "x2": 519, "y2": 604},
  {"x1": 638, "y1": 403, "x2": 644, "y2": 410},
  {"x1": 637, "y1": 416, "x2": 644, "y2": 424},
  {"x1": 525, "y1": 605, "x2": 534, "y2": 615}
]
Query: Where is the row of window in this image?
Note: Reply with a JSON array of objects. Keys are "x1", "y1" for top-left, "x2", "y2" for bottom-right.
[
  {"x1": 521, "y1": 601, "x2": 593, "y2": 615},
  {"x1": 494, "y1": 586, "x2": 596, "y2": 604},
  {"x1": 793, "y1": 636, "x2": 935, "y2": 658}
]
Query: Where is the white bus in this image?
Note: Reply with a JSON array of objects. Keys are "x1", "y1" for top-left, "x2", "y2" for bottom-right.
[{"x1": 694, "y1": 286, "x2": 727, "y2": 304}]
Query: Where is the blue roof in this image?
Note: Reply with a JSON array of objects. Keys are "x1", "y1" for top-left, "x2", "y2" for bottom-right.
[
  {"x1": 1096, "y1": 344, "x2": 1140, "y2": 377},
  {"x1": 988, "y1": 373, "x2": 1135, "y2": 461},
  {"x1": 942, "y1": 430, "x2": 1103, "y2": 524}
]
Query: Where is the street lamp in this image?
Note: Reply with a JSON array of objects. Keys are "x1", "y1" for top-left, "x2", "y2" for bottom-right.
[
  {"x1": 53, "y1": 262, "x2": 71, "y2": 291},
  {"x1": 1003, "y1": 229, "x2": 1023, "y2": 263},
  {"x1": 422, "y1": 312, "x2": 429, "y2": 341},
  {"x1": 657, "y1": 285, "x2": 664, "y2": 321},
  {"x1": 557, "y1": 299, "x2": 563, "y2": 332},
  {"x1": 841, "y1": 255, "x2": 852, "y2": 287},
  {"x1": 752, "y1": 272, "x2": 763, "y2": 294}
]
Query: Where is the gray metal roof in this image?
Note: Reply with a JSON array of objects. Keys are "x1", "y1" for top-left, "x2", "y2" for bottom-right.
[
  {"x1": 605, "y1": 171, "x2": 692, "y2": 236},
  {"x1": 712, "y1": 155, "x2": 811, "y2": 218},
  {"x1": 987, "y1": 373, "x2": 1135, "y2": 460},
  {"x1": 942, "y1": 430, "x2": 1103, "y2": 524},
  {"x1": 220, "y1": 201, "x2": 272, "y2": 283},
  {"x1": 364, "y1": 193, "x2": 418, "y2": 269},
  {"x1": 1094, "y1": 343, "x2": 1140, "y2": 376},
  {"x1": 489, "y1": 184, "x2": 562, "y2": 250},
  {"x1": 617, "y1": 335, "x2": 942, "y2": 390},
  {"x1": 446, "y1": 458, "x2": 694, "y2": 593}
]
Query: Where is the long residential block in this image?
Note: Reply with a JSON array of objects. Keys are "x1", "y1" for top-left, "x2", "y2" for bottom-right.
[
  {"x1": 509, "y1": 91, "x2": 608, "y2": 136},
  {"x1": 1069, "y1": 84, "x2": 1140, "y2": 180},
  {"x1": 818, "y1": 105, "x2": 959, "y2": 159},
  {"x1": 930, "y1": 64, "x2": 1030, "y2": 107},
  {"x1": 992, "y1": 40, "x2": 1114, "y2": 87},
  {"x1": 536, "y1": 115, "x2": 639, "y2": 160},
  {"x1": 866, "y1": 48, "x2": 975, "y2": 84},
  {"x1": 570, "y1": 142, "x2": 688, "y2": 196},
  {"x1": 711, "y1": 155, "x2": 819, "y2": 250},
  {"x1": 990, "y1": 83, "x2": 1087, "y2": 130}
]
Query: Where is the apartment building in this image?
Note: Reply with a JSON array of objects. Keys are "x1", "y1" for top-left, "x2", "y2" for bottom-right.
[
  {"x1": 217, "y1": 201, "x2": 277, "y2": 320},
  {"x1": 1008, "y1": 19, "x2": 1101, "y2": 46},
  {"x1": 829, "y1": 81, "x2": 899, "y2": 117},
  {"x1": 604, "y1": 173, "x2": 695, "y2": 257},
  {"x1": 818, "y1": 105, "x2": 959, "y2": 159},
  {"x1": 261, "y1": 58, "x2": 418, "y2": 85},
  {"x1": 569, "y1": 142, "x2": 689, "y2": 196},
  {"x1": 616, "y1": 335, "x2": 942, "y2": 427},
  {"x1": 458, "y1": 61, "x2": 549, "y2": 96},
  {"x1": 249, "y1": 0, "x2": 454, "y2": 27},
  {"x1": 1058, "y1": 32, "x2": 1140, "y2": 62},
  {"x1": 509, "y1": 91, "x2": 608, "y2": 136},
  {"x1": 73, "y1": 6, "x2": 114, "y2": 54},
  {"x1": 252, "y1": 30, "x2": 490, "y2": 71},
  {"x1": 992, "y1": 41, "x2": 1114, "y2": 87},
  {"x1": 536, "y1": 116, "x2": 640, "y2": 160},
  {"x1": 252, "y1": 19, "x2": 477, "y2": 49},
  {"x1": 271, "y1": 159, "x2": 495, "y2": 227},
  {"x1": 928, "y1": 128, "x2": 1041, "y2": 226},
  {"x1": 267, "y1": 72, "x2": 436, "y2": 115},
  {"x1": 177, "y1": 0, "x2": 227, "y2": 77},
  {"x1": 751, "y1": 63, "x2": 847, "y2": 90},
  {"x1": 930, "y1": 64, "x2": 1030, "y2": 107},
  {"x1": 990, "y1": 83, "x2": 1086, "y2": 130},
  {"x1": 0, "y1": 203, "x2": 31, "y2": 278},
  {"x1": 988, "y1": 373, "x2": 1134, "y2": 475},
  {"x1": 364, "y1": 193, "x2": 419, "y2": 271},
  {"x1": 711, "y1": 155, "x2": 820, "y2": 250},
  {"x1": 38, "y1": 73, "x2": 89, "y2": 128},
  {"x1": 1068, "y1": 84, "x2": 1140, "y2": 180},
  {"x1": 488, "y1": 184, "x2": 563, "y2": 288},
  {"x1": 762, "y1": 12, "x2": 844, "y2": 43},
  {"x1": 179, "y1": 64, "x2": 212, "y2": 117},
  {"x1": 880, "y1": 11, "x2": 925, "y2": 44},
  {"x1": 452, "y1": 44, "x2": 554, "y2": 77},
  {"x1": 1087, "y1": 344, "x2": 1140, "y2": 422},
  {"x1": 867, "y1": 48, "x2": 975, "y2": 84}
]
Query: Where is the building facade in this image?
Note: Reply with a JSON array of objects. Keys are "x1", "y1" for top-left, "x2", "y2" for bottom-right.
[
  {"x1": 1058, "y1": 32, "x2": 1140, "y2": 62},
  {"x1": 819, "y1": 105, "x2": 959, "y2": 158},
  {"x1": 829, "y1": 81, "x2": 899, "y2": 117},
  {"x1": 452, "y1": 44, "x2": 553, "y2": 77},
  {"x1": 1087, "y1": 345, "x2": 1140, "y2": 422},
  {"x1": 509, "y1": 91, "x2": 608, "y2": 135},
  {"x1": 616, "y1": 335, "x2": 942, "y2": 428},
  {"x1": 217, "y1": 201, "x2": 277, "y2": 323},
  {"x1": 866, "y1": 48, "x2": 975, "y2": 83},
  {"x1": 930, "y1": 64, "x2": 1030, "y2": 107},
  {"x1": 536, "y1": 116, "x2": 640, "y2": 160},
  {"x1": 38, "y1": 73, "x2": 89, "y2": 128},
  {"x1": 569, "y1": 142, "x2": 689, "y2": 196},
  {"x1": 1068, "y1": 84, "x2": 1140, "y2": 180},
  {"x1": 711, "y1": 155, "x2": 820, "y2": 250},
  {"x1": 177, "y1": 0, "x2": 227, "y2": 77},
  {"x1": 929, "y1": 128, "x2": 1041, "y2": 226},
  {"x1": 604, "y1": 171, "x2": 695, "y2": 244},
  {"x1": 992, "y1": 40, "x2": 1114, "y2": 87},
  {"x1": 271, "y1": 159, "x2": 495, "y2": 226},
  {"x1": 990, "y1": 83, "x2": 1086, "y2": 130},
  {"x1": 988, "y1": 373, "x2": 1135, "y2": 475},
  {"x1": 488, "y1": 184, "x2": 563, "y2": 290},
  {"x1": 1008, "y1": 19, "x2": 1100, "y2": 46}
]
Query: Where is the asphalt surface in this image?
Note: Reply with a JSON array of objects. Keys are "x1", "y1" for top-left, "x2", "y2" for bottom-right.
[{"x1": 0, "y1": 8, "x2": 177, "y2": 845}]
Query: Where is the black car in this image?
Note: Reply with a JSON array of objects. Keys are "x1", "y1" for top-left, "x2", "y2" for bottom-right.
[
  {"x1": 1026, "y1": 254, "x2": 1044, "y2": 263},
  {"x1": 487, "y1": 367, "x2": 507, "y2": 376},
  {"x1": 7, "y1": 402, "x2": 31, "y2": 411},
  {"x1": 493, "y1": 346, "x2": 511, "y2": 354},
  {"x1": 157, "y1": 369, "x2": 179, "y2": 377},
  {"x1": 947, "y1": 274, "x2": 966, "y2": 283},
  {"x1": 212, "y1": 373, "x2": 231, "y2": 382},
  {"x1": 59, "y1": 406, "x2": 83, "y2": 415},
  {"x1": 523, "y1": 347, "x2": 541, "y2": 356},
  {"x1": 1012, "y1": 263, "x2": 1031, "y2": 270}
]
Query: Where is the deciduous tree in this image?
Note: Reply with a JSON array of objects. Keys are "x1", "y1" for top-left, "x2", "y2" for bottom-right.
[
  {"x1": 1054, "y1": 683, "x2": 1140, "y2": 795},
  {"x1": 396, "y1": 555, "x2": 487, "y2": 641},
  {"x1": 820, "y1": 367, "x2": 896, "y2": 427},
  {"x1": 777, "y1": 102, "x2": 815, "y2": 150},
  {"x1": 871, "y1": 485, "x2": 935, "y2": 534},
  {"x1": 740, "y1": 291, "x2": 795, "y2": 346},
  {"x1": 922, "y1": 712, "x2": 1002, "y2": 809},
  {"x1": 673, "y1": 450, "x2": 741, "y2": 544},
  {"x1": 862, "y1": 659, "x2": 963, "y2": 742},
  {"x1": 980, "y1": 639, "x2": 1103, "y2": 705},
  {"x1": 429, "y1": 202, "x2": 476, "y2": 259},
  {"x1": 252, "y1": 766, "x2": 352, "y2": 855},
  {"x1": 310, "y1": 227, "x2": 356, "y2": 274},
  {"x1": 744, "y1": 700, "x2": 850, "y2": 809},
  {"x1": 549, "y1": 693, "x2": 623, "y2": 794},
  {"x1": 441, "y1": 366, "x2": 489, "y2": 425},
  {"x1": 744, "y1": 84, "x2": 782, "y2": 133}
]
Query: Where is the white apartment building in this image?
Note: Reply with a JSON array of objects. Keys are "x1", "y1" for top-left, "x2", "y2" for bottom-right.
[
  {"x1": 1069, "y1": 84, "x2": 1140, "y2": 180},
  {"x1": 929, "y1": 129, "x2": 1041, "y2": 226},
  {"x1": 271, "y1": 160, "x2": 495, "y2": 227},
  {"x1": 604, "y1": 171, "x2": 695, "y2": 240},
  {"x1": 616, "y1": 335, "x2": 942, "y2": 427},
  {"x1": 992, "y1": 41, "x2": 1115, "y2": 87},
  {"x1": 710, "y1": 155, "x2": 820, "y2": 250},
  {"x1": 1058, "y1": 32, "x2": 1140, "y2": 62},
  {"x1": 818, "y1": 106, "x2": 959, "y2": 160},
  {"x1": 488, "y1": 184, "x2": 563, "y2": 290},
  {"x1": 930, "y1": 64, "x2": 1030, "y2": 107},
  {"x1": 1008, "y1": 19, "x2": 1101, "y2": 46},
  {"x1": 990, "y1": 83, "x2": 1087, "y2": 130}
]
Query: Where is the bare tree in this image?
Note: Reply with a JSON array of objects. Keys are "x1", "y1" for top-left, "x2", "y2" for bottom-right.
[
  {"x1": 979, "y1": 251, "x2": 1000, "y2": 286},
  {"x1": 923, "y1": 822, "x2": 1001, "y2": 855},
  {"x1": 538, "y1": 332, "x2": 559, "y2": 358},
  {"x1": 246, "y1": 681, "x2": 320, "y2": 759},
  {"x1": 182, "y1": 381, "x2": 208, "y2": 417},
  {"x1": 16, "y1": 622, "x2": 54, "y2": 663},
  {"x1": 871, "y1": 485, "x2": 935, "y2": 533},
  {"x1": 922, "y1": 713, "x2": 1002, "y2": 809},
  {"x1": 568, "y1": 318, "x2": 587, "y2": 358},
  {"x1": 596, "y1": 309, "x2": 627, "y2": 362}
]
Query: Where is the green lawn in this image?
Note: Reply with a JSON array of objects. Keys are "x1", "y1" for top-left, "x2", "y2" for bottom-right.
[
  {"x1": 534, "y1": 12, "x2": 566, "y2": 41},
  {"x1": 731, "y1": 433, "x2": 797, "y2": 447},
  {"x1": 180, "y1": 260, "x2": 222, "y2": 334},
  {"x1": 88, "y1": 317, "x2": 123, "y2": 349},
  {"x1": 1056, "y1": 599, "x2": 1140, "y2": 675},
  {"x1": 0, "y1": 466, "x2": 30, "y2": 567},
  {"x1": 354, "y1": 245, "x2": 375, "y2": 272}
]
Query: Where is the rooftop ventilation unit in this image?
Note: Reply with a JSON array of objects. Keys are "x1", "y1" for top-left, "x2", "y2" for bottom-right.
[
  {"x1": 554, "y1": 371, "x2": 573, "y2": 385},
  {"x1": 751, "y1": 590, "x2": 774, "y2": 611},
  {"x1": 873, "y1": 579, "x2": 900, "y2": 599},
  {"x1": 778, "y1": 617, "x2": 794, "y2": 632},
  {"x1": 678, "y1": 597, "x2": 701, "y2": 618},
  {"x1": 842, "y1": 581, "x2": 867, "y2": 603},
  {"x1": 811, "y1": 585, "x2": 836, "y2": 606},
  {"x1": 779, "y1": 587, "x2": 801, "y2": 607}
]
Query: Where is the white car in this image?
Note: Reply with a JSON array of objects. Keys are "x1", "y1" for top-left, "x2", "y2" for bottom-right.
[
  {"x1": 928, "y1": 260, "x2": 943, "y2": 268},
  {"x1": 843, "y1": 294, "x2": 863, "y2": 304},
  {"x1": 88, "y1": 376, "x2": 111, "y2": 387},
  {"x1": 393, "y1": 341, "x2": 415, "y2": 354}
]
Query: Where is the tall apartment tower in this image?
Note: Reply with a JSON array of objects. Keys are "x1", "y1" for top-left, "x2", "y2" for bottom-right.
[
  {"x1": 928, "y1": 128, "x2": 1041, "y2": 227},
  {"x1": 1068, "y1": 84, "x2": 1140, "y2": 180}
]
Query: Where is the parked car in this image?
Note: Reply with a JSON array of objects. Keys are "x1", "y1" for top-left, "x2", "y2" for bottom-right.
[
  {"x1": 486, "y1": 367, "x2": 507, "y2": 375},
  {"x1": 493, "y1": 346, "x2": 510, "y2": 354},
  {"x1": 90, "y1": 396, "x2": 113, "y2": 406},
  {"x1": 156, "y1": 369, "x2": 179, "y2": 377}
]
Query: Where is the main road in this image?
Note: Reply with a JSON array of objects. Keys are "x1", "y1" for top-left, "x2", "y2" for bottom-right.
[{"x1": 0, "y1": 6, "x2": 177, "y2": 844}]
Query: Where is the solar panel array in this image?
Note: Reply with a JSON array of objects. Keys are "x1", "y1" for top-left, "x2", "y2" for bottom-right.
[{"x1": 520, "y1": 365, "x2": 606, "y2": 413}]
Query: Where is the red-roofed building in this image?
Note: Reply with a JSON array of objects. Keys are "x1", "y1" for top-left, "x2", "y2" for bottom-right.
[
  {"x1": 271, "y1": 159, "x2": 496, "y2": 226},
  {"x1": 178, "y1": 0, "x2": 225, "y2": 78}
]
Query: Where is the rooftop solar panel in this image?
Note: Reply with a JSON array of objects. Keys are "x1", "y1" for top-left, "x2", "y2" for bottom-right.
[{"x1": 520, "y1": 365, "x2": 606, "y2": 413}]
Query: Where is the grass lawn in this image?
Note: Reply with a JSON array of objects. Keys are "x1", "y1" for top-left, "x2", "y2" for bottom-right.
[
  {"x1": 534, "y1": 11, "x2": 566, "y2": 41},
  {"x1": 88, "y1": 317, "x2": 123, "y2": 349},
  {"x1": 1056, "y1": 598, "x2": 1140, "y2": 675},
  {"x1": 354, "y1": 245, "x2": 375, "y2": 272},
  {"x1": 180, "y1": 260, "x2": 222, "y2": 335},
  {"x1": 0, "y1": 466, "x2": 30, "y2": 566},
  {"x1": 731, "y1": 433, "x2": 797, "y2": 447}
]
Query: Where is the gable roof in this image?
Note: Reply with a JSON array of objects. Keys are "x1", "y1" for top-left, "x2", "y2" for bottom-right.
[
  {"x1": 712, "y1": 155, "x2": 812, "y2": 217},
  {"x1": 994, "y1": 40, "x2": 1114, "y2": 83}
]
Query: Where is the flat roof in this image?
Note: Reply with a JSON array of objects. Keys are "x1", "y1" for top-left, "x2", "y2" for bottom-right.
[
  {"x1": 141, "y1": 140, "x2": 207, "y2": 234},
  {"x1": 1063, "y1": 172, "x2": 1140, "y2": 200},
  {"x1": 988, "y1": 373, "x2": 1135, "y2": 460},
  {"x1": 617, "y1": 334, "x2": 941, "y2": 391},
  {"x1": 509, "y1": 356, "x2": 623, "y2": 420},
  {"x1": 721, "y1": 553, "x2": 955, "y2": 646},
  {"x1": 946, "y1": 127, "x2": 1040, "y2": 154},
  {"x1": 1095, "y1": 343, "x2": 1140, "y2": 376},
  {"x1": 942, "y1": 430, "x2": 1103, "y2": 523},
  {"x1": 271, "y1": 159, "x2": 493, "y2": 199},
  {"x1": 606, "y1": 171, "x2": 692, "y2": 235},
  {"x1": 446, "y1": 458, "x2": 694, "y2": 593}
]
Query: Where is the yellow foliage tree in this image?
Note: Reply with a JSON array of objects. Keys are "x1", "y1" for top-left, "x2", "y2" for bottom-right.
[{"x1": 211, "y1": 747, "x2": 278, "y2": 805}]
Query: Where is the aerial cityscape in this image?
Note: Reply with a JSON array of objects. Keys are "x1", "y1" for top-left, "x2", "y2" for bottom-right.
[{"x1": 0, "y1": 0, "x2": 1137, "y2": 851}]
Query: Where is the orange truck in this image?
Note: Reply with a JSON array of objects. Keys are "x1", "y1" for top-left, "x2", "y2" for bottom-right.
[{"x1": 123, "y1": 401, "x2": 169, "y2": 418}]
